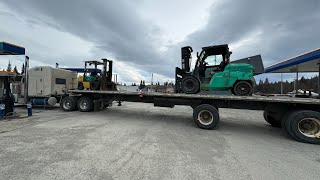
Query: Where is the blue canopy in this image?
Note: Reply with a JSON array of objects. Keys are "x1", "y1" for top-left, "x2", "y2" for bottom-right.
[
  {"x1": 0, "y1": 42, "x2": 25, "y2": 55},
  {"x1": 265, "y1": 49, "x2": 320, "y2": 73},
  {"x1": 62, "y1": 68, "x2": 102, "y2": 73}
]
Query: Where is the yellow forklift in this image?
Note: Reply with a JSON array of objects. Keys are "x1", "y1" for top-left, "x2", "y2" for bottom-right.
[{"x1": 77, "y1": 59, "x2": 116, "y2": 91}]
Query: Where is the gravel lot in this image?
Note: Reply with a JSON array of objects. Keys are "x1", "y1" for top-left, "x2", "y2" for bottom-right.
[{"x1": 0, "y1": 102, "x2": 319, "y2": 180}]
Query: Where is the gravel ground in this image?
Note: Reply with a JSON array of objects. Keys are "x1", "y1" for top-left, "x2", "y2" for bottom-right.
[{"x1": 0, "y1": 102, "x2": 319, "y2": 180}]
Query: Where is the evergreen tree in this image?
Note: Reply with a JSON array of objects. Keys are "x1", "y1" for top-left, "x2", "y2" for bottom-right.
[
  {"x1": 259, "y1": 79, "x2": 263, "y2": 85},
  {"x1": 13, "y1": 65, "x2": 20, "y2": 75},
  {"x1": 7, "y1": 61, "x2": 12, "y2": 72}
]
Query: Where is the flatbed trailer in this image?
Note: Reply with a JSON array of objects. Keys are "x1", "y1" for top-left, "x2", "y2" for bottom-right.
[{"x1": 61, "y1": 90, "x2": 320, "y2": 144}]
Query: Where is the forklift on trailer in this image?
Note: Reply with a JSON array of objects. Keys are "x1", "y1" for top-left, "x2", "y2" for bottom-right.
[
  {"x1": 77, "y1": 59, "x2": 116, "y2": 91},
  {"x1": 175, "y1": 44, "x2": 264, "y2": 95}
]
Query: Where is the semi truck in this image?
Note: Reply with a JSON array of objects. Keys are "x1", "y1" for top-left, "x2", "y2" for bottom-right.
[{"x1": 12, "y1": 66, "x2": 78, "y2": 106}]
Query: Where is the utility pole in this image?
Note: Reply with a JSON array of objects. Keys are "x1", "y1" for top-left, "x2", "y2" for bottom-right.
[{"x1": 280, "y1": 73, "x2": 283, "y2": 94}]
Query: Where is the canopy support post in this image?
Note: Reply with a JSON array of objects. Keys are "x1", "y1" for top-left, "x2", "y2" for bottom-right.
[
  {"x1": 294, "y1": 65, "x2": 299, "y2": 96},
  {"x1": 280, "y1": 73, "x2": 283, "y2": 94},
  {"x1": 318, "y1": 63, "x2": 320, "y2": 99}
]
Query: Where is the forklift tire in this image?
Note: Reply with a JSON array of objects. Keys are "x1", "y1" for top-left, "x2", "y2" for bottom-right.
[
  {"x1": 78, "y1": 82, "x2": 84, "y2": 90},
  {"x1": 90, "y1": 81, "x2": 100, "y2": 90},
  {"x1": 77, "y1": 96, "x2": 94, "y2": 112},
  {"x1": 193, "y1": 104, "x2": 220, "y2": 129},
  {"x1": 61, "y1": 96, "x2": 78, "y2": 111},
  {"x1": 182, "y1": 76, "x2": 200, "y2": 94},
  {"x1": 233, "y1": 81, "x2": 253, "y2": 96}
]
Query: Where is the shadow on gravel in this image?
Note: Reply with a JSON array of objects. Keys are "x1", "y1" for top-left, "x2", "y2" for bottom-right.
[{"x1": 76, "y1": 107, "x2": 291, "y2": 140}]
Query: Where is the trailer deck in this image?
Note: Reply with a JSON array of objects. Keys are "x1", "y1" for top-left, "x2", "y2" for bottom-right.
[
  {"x1": 68, "y1": 90, "x2": 320, "y2": 105},
  {"x1": 61, "y1": 90, "x2": 320, "y2": 144}
]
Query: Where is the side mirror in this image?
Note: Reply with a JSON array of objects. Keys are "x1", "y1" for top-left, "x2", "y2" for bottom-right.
[{"x1": 197, "y1": 52, "x2": 199, "y2": 58}]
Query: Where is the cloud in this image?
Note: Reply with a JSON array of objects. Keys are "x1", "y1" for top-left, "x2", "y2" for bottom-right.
[
  {"x1": 0, "y1": 0, "x2": 174, "y2": 81},
  {"x1": 183, "y1": 0, "x2": 320, "y2": 66},
  {"x1": 1, "y1": 0, "x2": 319, "y2": 84}
]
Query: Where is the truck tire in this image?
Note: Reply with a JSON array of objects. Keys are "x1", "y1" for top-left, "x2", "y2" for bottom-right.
[
  {"x1": 233, "y1": 81, "x2": 253, "y2": 96},
  {"x1": 263, "y1": 111, "x2": 281, "y2": 127},
  {"x1": 182, "y1": 76, "x2": 200, "y2": 94},
  {"x1": 77, "y1": 96, "x2": 94, "y2": 112},
  {"x1": 61, "y1": 96, "x2": 78, "y2": 111},
  {"x1": 284, "y1": 110, "x2": 320, "y2": 144},
  {"x1": 193, "y1": 104, "x2": 220, "y2": 129},
  {"x1": 281, "y1": 110, "x2": 298, "y2": 138}
]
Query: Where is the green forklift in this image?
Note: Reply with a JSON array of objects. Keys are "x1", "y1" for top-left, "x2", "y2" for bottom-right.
[{"x1": 175, "y1": 44, "x2": 264, "y2": 95}]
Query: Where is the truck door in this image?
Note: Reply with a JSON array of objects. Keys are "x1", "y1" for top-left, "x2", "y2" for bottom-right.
[{"x1": 36, "y1": 77, "x2": 44, "y2": 94}]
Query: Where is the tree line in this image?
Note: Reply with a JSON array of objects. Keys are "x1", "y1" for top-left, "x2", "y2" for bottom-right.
[
  {"x1": 2, "y1": 61, "x2": 25, "y2": 75},
  {"x1": 125, "y1": 80, "x2": 174, "y2": 88},
  {"x1": 255, "y1": 76, "x2": 319, "y2": 94}
]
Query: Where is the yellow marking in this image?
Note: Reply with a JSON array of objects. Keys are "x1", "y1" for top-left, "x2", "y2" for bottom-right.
[{"x1": 0, "y1": 71, "x2": 17, "y2": 75}]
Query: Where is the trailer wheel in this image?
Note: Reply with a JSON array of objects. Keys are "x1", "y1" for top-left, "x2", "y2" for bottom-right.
[
  {"x1": 182, "y1": 76, "x2": 200, "y2": 94},
  {"x1": 263, "y1": 111, "x2": 281, "y2": 127},
  {"x1": 285, "y1": 110, "x2": 320, "y2": 144},
  {"x1": 281, "y1": 111, "x2": 298, "y2": 138},
  {"x1": 61, "y1": 96, "x2": 78, "y2": 111},
  {"x1": 233, "y1": 81, "x2": 253, "y2": 96},
  {"x1": 77, "y1": 96, "x2": 94, "y2": 112},
  {"x1": 193, "y1": 104, "x2": 220, "y2": 129}
]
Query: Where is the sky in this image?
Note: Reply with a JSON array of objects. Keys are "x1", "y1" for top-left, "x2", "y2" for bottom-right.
[{"x1": 0, "y1": 0, "x2": 319, "y2": 84}]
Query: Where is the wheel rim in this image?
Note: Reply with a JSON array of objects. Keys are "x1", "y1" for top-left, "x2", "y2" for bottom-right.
[
  {"x1": 198, "y1": 110, "x2": 214, "y2": 125},
  {"x1": 79, "y1": 100, "x2": 88, "y2": 110},
  {"x1": 63, "y1": 100, "x2": 71, "y2": 110},
  {"x1": 298, "y1": 118, "x2": 320, "y2": 138},
  {"x1": 236, "y1": 82, "x2": 251, "y2": 95},
  {"x1": 186, "y1": 81, "x2": 194, "y2": 89},
  {"x1": 184, "y1": 80, "x2": 195, "y2": 91}
]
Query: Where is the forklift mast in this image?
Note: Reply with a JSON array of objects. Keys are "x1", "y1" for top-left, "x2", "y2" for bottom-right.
[
  {"x1": 101, "y1": 59, "x2": 116, "y2": 91},
  {"x1": 181, "y1": 46, "x2": 193, "y2": 72},
  {"x1": 102, "y1": 59, "x2": 113, "y2": 82}
]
